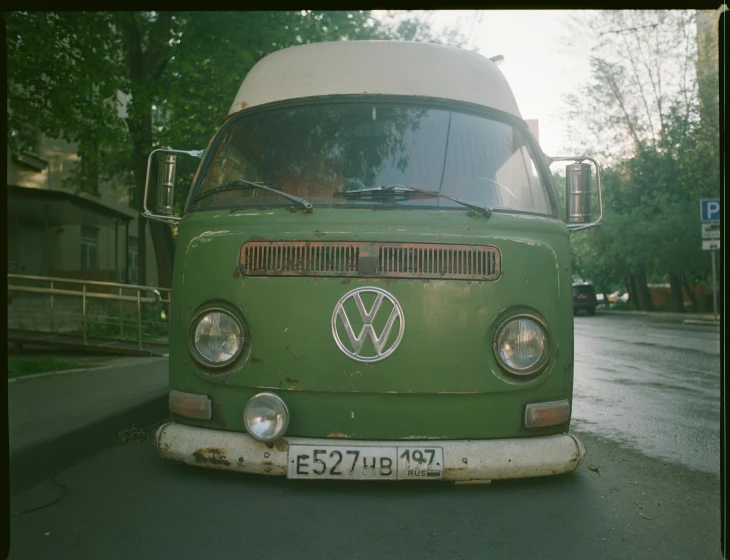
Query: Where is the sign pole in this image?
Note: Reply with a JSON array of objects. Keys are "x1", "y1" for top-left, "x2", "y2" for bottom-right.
[
  {"x1": 700, "y1": 199, "x2": 720, "y2": 321},
  {"x1": 711, "y1": 249, "x2": 718, "y2": 321}
]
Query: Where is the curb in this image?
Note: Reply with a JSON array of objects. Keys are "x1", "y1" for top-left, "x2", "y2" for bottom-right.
[
  {"x1": 8, "y1": 365, "x2": 113, "y2": 384},
  {"x1": 9, "y1": 393, "x2": 170, "y2": 496},
  {"x1": 598, "y1": 310, "x2": 720, "y2": 324},
  {"x1": 7, "y1": 356, "x2": 168, "y2": 384}
]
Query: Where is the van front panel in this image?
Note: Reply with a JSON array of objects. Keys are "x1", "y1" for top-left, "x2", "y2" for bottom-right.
[{"x1": 169, "y1": 209, "x2": 574, "y2": 440}]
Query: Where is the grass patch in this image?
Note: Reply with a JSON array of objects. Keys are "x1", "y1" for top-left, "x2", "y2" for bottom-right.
[{"x1": 7, "y1": 358, "x2": 90, "y2": 379}]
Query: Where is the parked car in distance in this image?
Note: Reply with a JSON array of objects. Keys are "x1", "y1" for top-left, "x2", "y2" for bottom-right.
[{"x1": 573, "y1": 283, "x2": 597, "y2": 316}]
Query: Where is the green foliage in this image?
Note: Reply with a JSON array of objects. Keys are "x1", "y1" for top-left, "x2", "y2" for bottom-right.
[
  {"x1": 563, "y1": 10, "x2": 721, "y2": 309},
  {"x1": 6, "y1": 11, "x2": 460, "y2": 198},
  {"x1": 5, "y1": 11, "x2": 463, "y2": 285}
]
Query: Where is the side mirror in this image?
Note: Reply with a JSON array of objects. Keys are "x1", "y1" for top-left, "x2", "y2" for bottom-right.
[
  {"x1": 566, "y1": 163, "x2": 591, "y2": 224},
  {"x1": 157, "y1": 154, "x2": 177, "y2": 215},
  {"x1": 548, "y1": 155, "x2": 603, "y2": 232},
  {"x1": 143, "y1": 148, "x2": 204, "y2": 225}
]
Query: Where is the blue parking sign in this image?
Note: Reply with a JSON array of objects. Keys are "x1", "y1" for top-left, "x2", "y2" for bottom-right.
[{"x1": 701, "y1": 199, "x2": 720, "y2": 222}]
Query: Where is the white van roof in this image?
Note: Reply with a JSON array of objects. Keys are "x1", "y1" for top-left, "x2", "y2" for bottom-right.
[{"x1": 228, "y1": 41, "x2": 521, "y2": 118}]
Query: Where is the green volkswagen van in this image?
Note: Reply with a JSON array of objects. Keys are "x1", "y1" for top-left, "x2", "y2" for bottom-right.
[{"x1": 149, "y1": 40, "x2": 602, "y2": 482}]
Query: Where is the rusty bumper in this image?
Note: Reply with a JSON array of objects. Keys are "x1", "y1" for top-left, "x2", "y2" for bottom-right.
[{"x1": 155, "y1": 422, "x2": 586, "y2": 481}]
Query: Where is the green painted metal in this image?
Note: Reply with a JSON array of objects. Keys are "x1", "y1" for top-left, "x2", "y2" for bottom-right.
[{"x1": 169, "y1": 207, "x2": 575, "y2": 440}]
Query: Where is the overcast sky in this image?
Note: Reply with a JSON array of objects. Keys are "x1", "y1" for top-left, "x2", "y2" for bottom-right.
[{"x1": 382, "y1": 10, "x2": 594, "y2": 156}]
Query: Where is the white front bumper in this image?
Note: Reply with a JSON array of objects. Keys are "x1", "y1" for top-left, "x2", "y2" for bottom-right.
[{"x1": 155, "y1": 423, "x2": 586, "y2": 481}]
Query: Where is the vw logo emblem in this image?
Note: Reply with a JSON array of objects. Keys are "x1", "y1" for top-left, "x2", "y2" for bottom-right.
[{"x1": 331, "y1": 287, "x2": 405, "y2": 363}]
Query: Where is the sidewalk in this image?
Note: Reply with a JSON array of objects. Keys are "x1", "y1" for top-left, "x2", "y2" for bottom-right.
[
  {"x1": 597, "y1": 308, "x2": 720, "y2": 326},
  {"x1": 8, "y1": 356, "x2": 170, "y2": 495}
]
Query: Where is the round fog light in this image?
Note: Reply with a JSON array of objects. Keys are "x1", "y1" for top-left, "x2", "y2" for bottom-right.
[{"x1": 244, "y1": 393, "x2": 289, "y2": 442}]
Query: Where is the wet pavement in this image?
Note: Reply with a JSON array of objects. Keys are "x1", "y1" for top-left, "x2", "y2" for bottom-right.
[
  {"x1": 571, "y1": 312, "x2": 721, "y2": 475},
  {"x1": 6, "y1": 312, "x2": 724, "y2": 559}
]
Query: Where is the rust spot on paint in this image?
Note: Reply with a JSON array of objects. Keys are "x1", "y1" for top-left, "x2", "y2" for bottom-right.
[
  {"x1": 238, "y1": 457, "x2": 245, "y2": 466},
  {"x1": 341, "y1": 279, "x2": 351, "y2": 285},
  {"x1": 233, "y1": 267, "x2": 241, "y2": 278},
  {"x1": 327, "y1": 433, "x2": 351, "y2": 439},
  {"x1": 273, "y1": 440, "x2": 289, "y2": 452},
  {"x1": 445, "y1": 466, "x2": 468, "y2": 474},
  {"x1": 285, "y1": 374, "x2": 299, "y2": 385},
  {"x1": 248, "y1": 234, "x2": 265, "y2": 242},
  {"x1": 240, "y1": 101, "x2": 248, "y2": 109},
  {"x1": 193, "y1": 447, "x2": 230, "y2": 466}
]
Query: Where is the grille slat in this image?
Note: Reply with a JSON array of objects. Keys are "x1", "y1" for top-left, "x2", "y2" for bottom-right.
[{"x1": 240, "y1": 241, "x2": 501, "y2": 280}]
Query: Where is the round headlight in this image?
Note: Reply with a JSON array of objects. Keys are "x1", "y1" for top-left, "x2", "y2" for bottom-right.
[
  {"x1": 243, "y1": 393, "x2": 289, "y2": 442},
  {"x1": 493, "y1": 315, "x2": 551, "y2": 376},
  {"x1": 190, "y1": 309, "x2": 244, "y2": 368}
]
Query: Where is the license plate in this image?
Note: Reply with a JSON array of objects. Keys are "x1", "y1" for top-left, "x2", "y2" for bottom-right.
[{"x1": 287, "y1": 445, "x2": 444, "y2": 480}]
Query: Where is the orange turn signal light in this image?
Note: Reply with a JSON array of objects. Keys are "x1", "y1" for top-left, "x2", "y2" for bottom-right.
[
  {"x1": 169, "y1": 390, "x2": 212, "y2": 420},
  {"x1": 524, "y1": 399, "x2": 570, "y2": 428}
]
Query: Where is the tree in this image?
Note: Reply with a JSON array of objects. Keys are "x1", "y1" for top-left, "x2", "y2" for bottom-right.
[
  {"x1": 5, "y1": 11, "x2": 465, "y2": 287},
  {"x1": 561, "y1": 10, "x2": 721, "y2": 311}
]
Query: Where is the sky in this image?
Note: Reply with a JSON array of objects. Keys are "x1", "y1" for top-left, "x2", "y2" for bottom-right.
[{"x1": 381, "y1": 10, "x2": 594, "y2": 157}]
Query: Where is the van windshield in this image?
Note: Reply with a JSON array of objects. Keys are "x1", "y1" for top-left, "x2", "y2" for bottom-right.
[{"x1": 190, "y1": 101, "x2": 554, "y2": 216}]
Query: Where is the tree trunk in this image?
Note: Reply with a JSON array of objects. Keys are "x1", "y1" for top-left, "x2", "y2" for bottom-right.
[
  {"x1": 626, "y1": 276, "x2": 640, "y2": 310},
  {"x1": 680, "y1": 275, "x2": 697, "y2": 312},
  {"x1": 131, "y1": 124, "x2": 175, "y2": 288},
  {"x1": 635, "y1": 267, "x2": 654, "y2": 311},
  {"x1": 132, "y1": 140, "x2": 148, "y2": 286},
  {"x1": 669, "y1": 274, "x2": 685, "y2": 312},
  {"x1": 120, "y1": 12, "x2": 176, "y2": 289}
]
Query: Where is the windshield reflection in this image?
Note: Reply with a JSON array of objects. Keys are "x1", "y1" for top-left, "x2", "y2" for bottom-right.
[{"x1": 192, "y1": 101, "x2": 553, "y2": 215}]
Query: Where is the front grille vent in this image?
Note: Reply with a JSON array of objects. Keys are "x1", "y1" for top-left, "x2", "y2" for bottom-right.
[
  {"x1": 241, "y1": 242, "x2": 364, "y2": 276},
  {"x1": 378, "y1": 245, "x2": 499, "y2": 279},
  {"x1": 240, "y1": 241, "x2": 501, "y2": 281}
]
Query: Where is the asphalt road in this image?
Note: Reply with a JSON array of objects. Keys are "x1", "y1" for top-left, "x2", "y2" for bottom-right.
[
  {"x1": 572, "y1": 313, "x2": 721, "y2": 475},
  {"x1": 7, "y1": 313, "x2": 723, "y2": 560}
]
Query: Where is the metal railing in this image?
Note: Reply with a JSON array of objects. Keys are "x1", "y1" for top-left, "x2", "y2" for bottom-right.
[{"x1": 7, "y1": 274, "x2": 172, "y2": 350}]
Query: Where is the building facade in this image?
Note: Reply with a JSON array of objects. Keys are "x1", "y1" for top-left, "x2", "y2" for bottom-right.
[{"x1": 6, "y1": 130, "x2": 159, "y2": 286}]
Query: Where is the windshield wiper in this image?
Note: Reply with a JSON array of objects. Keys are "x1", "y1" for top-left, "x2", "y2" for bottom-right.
[
  {"x1": 193, "y1": 179, "x2": 314, "y2": 213},
  {"x1": 334, "y1": 184, "x2": 492, "y2": 217}
]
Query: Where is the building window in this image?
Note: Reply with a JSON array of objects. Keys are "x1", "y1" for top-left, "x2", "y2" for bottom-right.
[
  {"x1": 80, "y1": 226, "x2": 99, "y2": 270},
  {"x1": 128, "y1": 236, "x2": 139, "y2": 284}
]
